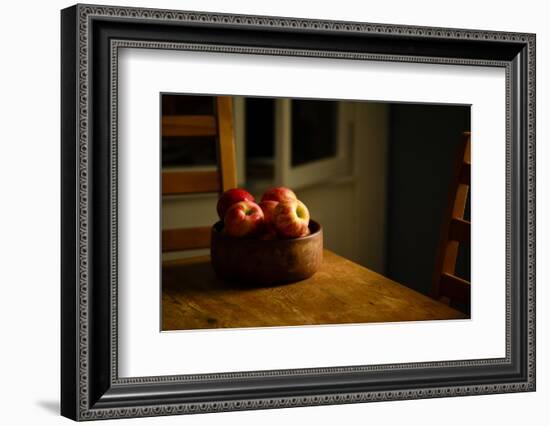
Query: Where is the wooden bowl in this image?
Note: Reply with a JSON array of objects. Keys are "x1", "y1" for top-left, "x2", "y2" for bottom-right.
[{"x1": 210, "y1": 220, "x2": 323, "y2": 285}]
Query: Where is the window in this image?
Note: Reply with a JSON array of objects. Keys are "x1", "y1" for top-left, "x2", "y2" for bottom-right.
[
  {"x1": 160, "y1": 94, "x2": 352, "y2": 190},
  {"x1": 245, "y1": 97, "x2": 352, "y2": 190},
  {"x1": 245, "y1": 98, "x2": 275, "y2": 182},
  {"x1": 291, "y1": 99, "x2": 338, "y2": 166}
]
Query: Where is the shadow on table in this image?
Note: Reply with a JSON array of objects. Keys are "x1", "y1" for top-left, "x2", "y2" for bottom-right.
[{"x1": 163, "y1": 256, "x2": 298, "y2": 292}]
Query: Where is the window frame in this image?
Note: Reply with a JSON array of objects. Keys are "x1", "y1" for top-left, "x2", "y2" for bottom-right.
[{"x1": 274, "y1": 98, "x2": 353, "y2": 189}]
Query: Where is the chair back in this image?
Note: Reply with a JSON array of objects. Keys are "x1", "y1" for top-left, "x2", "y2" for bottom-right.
[
  {"x1": 431, "y1": 132, "x2": 471, "y2": 311},
  {"x1": 162, "y1": 96, "x2": 237, "y2": 252}
]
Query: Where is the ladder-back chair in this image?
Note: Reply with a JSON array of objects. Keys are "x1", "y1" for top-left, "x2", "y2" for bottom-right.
[
  {"x1": 431, "y1": 132, "x2": 471, "y2": 311},
  {"x1": 162, "y1": 96, "x2": 237, "y2": 253}
]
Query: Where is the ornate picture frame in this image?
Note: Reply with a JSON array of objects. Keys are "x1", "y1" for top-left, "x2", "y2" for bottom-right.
[{"x1": 61, "y1": 3, "x2": 535, "y2": 420}]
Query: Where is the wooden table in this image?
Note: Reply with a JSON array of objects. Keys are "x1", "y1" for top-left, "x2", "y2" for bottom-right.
[{"x1": 162, "y1": 249, "x2": 466, "y2": 331}]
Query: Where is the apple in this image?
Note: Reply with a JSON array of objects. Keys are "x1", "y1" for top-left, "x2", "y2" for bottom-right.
[
  {"x1": 216, "y1": 188, "x2": 255, "y2": 220},
  {"x1": 273, "y1": 199, "x2": 310, "y2": 238},
  {"x1": 261, "y1": 186, "x2": 297, "y2": 204},
  {"x1": 259, "y1": 200, "x2": 280, "y2": 240},
  {"x1": 259, "y1": 200, "x2": 279, "y2": 228},
  {"x1": 224, "y1": 200, "x2": 264, "y2": 237}
]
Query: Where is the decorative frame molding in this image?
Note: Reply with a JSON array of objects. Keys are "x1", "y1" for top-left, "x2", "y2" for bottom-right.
[{"x1": 61, "y1": 3, "x2": 535, "y2": 421}]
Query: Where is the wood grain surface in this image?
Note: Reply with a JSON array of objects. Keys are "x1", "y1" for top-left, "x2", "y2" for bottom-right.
[
  {"x1": 162, "y1": 250, "x2": 466, "y2": 330},
  {"x1": 161, "y1": 115, "x2": 217, "y2": 137},
  {"x1": 162, "y1": 226, "x2": 212, "y2": 252},
  {"x1": 162, "y1": 170, "x2": 220, "y2": 195}
]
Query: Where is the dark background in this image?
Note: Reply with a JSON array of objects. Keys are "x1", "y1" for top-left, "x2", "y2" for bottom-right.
[{"x1": 385, "y1": 104, "x2": 471, "y2": 297}]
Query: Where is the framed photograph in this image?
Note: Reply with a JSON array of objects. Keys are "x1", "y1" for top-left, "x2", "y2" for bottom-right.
[{"x1": 61, "y1": 4, "x2": 536, "y2": 421}]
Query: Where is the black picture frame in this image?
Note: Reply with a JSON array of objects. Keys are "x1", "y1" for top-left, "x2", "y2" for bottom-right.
[{"x1": 61, "y1": 4, "x2": 536, "y2": 421}]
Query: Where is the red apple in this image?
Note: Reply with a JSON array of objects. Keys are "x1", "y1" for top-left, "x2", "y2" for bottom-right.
[
  {"x1": 217, "y1": 188, "x2": 255, "y2": 220},
  {"x1": 259, "y1": 200, "x2": 279, "y2": 228},
  {"x1": 224, "y1": 200, "x2": 264, "y2": 237},
  {"x1": 261, "y1": 187, "x2": 297, "y2": 204},
  {"x1": 273, "y1": 199, "x2": 310, "y2": 238},
  {"x1": 259, "y1": 200, "x2": 280, "y2": 240}
]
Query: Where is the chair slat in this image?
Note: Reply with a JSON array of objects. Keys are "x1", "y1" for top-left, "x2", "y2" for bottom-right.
[
  {"x1": 162, "y1": 170, "x2": 220, "y2": 195},
  {"x1": 449, "y1": 218, "x2": 471, "y2": 244},
  {"x1": 440, "y1": 273, "x2": 470, "y2": 305},
  {"x1": 162, "y1": 227, "x2": 211, "y2": 252},
  {"x1": 162, "y1": 115, "x2": 217, "y2": 137}
]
